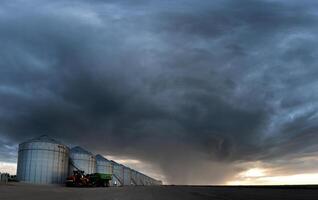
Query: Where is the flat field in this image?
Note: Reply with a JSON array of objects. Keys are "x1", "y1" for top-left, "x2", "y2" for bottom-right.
[{"x1": 1, "y1": 183, "x2": 318, "y2": 200}]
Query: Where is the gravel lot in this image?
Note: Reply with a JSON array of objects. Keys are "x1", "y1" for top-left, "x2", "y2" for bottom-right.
[{"x1": 1, "y1": 183, "x2": 318, "y2": 200}]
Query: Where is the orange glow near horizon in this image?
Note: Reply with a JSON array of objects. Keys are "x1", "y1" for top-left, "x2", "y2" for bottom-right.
[
  {"x1": 239, "y1": 168, "x2": 266, "y2": 178},
  {"x1": 105, "y1": 155, "x2": 142, "y2": 165},
  {"x1": 227, "y1": 167, "x2": 318, "y2": 185}
]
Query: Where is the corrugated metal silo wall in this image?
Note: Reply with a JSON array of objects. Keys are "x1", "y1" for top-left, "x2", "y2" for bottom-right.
[
  {"x1": 130, "y1": 170, "x2": 137, "y2": 185},
  {"x1": 69, "y1": 149, "x2": 96, "y2": 175},
  {"x1": 123, "y1": 167, "x2": 131, "y2": 186},
  {"x1": 17, "y1": 141, "x2": 69, "y2": 184},
  {"x1": 136, "y1": 172, "x2": 143, "y2": 185},
  {"x1": 141, "y1": 174, "x2": 148, "y2": 185},
  {"x1": 96, "y1": 157, "x2": 112, "y2": 174},
  {"x1": 111, "y1": 162, "x2": 124, "y2": 186}
]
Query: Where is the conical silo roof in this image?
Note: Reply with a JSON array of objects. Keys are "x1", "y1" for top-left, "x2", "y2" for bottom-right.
[
  {"x1": 22, "y1": 135, "x2": 62, "y2": 145},
  {"x1": 111, "y1": 160, "x2": 120, "y2": 166},
  {"x1": 96, "y1": 154, "x2": 110, "y2": 161},
  {"x1": 71, "y1": 146, "x2": 94, "y2": 155}
]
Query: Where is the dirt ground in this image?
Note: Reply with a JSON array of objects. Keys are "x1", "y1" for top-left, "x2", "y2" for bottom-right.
[{"x1": 1, "y1": 183, "x2": 318, "y2": 200}]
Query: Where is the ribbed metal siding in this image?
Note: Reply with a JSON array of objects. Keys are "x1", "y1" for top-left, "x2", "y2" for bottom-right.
[
  {"x1": 136, "y1": 172, "x2": 143, "y2": 185},
  {"x1": 123, "y1": 167, "x2": 131, "y2": 186},
  {"x1": 96, "y1": 155, "x2": 112, "y2": 174},
  {"x1": 17, "y1": 140, "x2": 69, "y2": 184},
  {"x1": 138, "y1": 173, "x2": 146, "y2": 185},
  {"x1": 144, "y1": 175, "x2": 150, "y2": 186},
  {"x1": 130, "y1": 170, "x2": 137, "y2": 185},
  {"x1": 69, "y1": 147, "x2": 96, "y2": 175},
  {"x1": 111, "y1": 161, "x2": 123, "y2": 186}
]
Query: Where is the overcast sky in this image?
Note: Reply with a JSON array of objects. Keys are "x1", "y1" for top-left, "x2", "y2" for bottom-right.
[{"x1": 1, "y1": 0, "x2": 318, "y2": 185}]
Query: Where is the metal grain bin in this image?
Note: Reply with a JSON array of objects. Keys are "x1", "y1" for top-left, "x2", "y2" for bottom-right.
[
  {"x1": 144, "y1": 175, "x2": 150, "y2": 185},
  {"x1": 137, "y1": 172, "x2": 145, "y2": 186},
  {"x1": 96, "y1": 154, "x2": 112, "y2": 175},
  {"x1": 16, "y1": 135, "x2": 69, "y2": 184},
  {"x1": 149, "y1": 177, "x2": 154, "y2": 185},
  {"x1": 111, "y1": 161, "x2": 123, "y2": 186},
  {"x1": 123, "y1": 166, "x2": 131, "y2": 186},
  {"x1": 136, "y1": 172, "x2": 143, "y2": 185},
  {"x1": 69, "y1": 146, "x2": 96, "y2": 175},
  {"x1": 130, "y1": 169, "x2": 138, "y2": 185}
]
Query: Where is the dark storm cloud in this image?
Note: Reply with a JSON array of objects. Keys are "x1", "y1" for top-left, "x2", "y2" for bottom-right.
[
  {"x1": 0, "y1": 138, "x2": 17, "y2": 163},
  {"x1": 1, "y1": 0, "x2": 318, "y2": 183}
]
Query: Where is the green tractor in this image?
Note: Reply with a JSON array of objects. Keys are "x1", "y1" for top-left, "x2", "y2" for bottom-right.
[{"x1": 89, "y1": 173, "x2": 112, "y2": 187}]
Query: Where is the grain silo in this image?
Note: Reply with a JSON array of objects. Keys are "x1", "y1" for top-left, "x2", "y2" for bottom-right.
[
  {"x1": 69, "y1": 146, "x2": 96, "y2": 175},
  {"x1": 96, "y1": 154, "x2": 112, "y2": 174},
  {"x1": 144, "y1": 175, "x2": 150, "y2": 186},
  {"x1": 137, "y1": 172, "x2": 142, "y2": 185},
  {"x1": 111, "y1": 161, "x2": 124, "y2": 186},
  {"x1": 123, "y1": 166, "x2": 131, "y2": 186},
  {"x1": 137, "y1": 172, "x2": 145, "y2": 186},
  {"x1": 130, "y1": 169, "x2": 138, "y2": 185},
  {"x1": 150, "y1": 177, "x2": 155, "y2": 185},
  {"x1": 16, "y1": 135, "x2": 69, "y2": 184}
]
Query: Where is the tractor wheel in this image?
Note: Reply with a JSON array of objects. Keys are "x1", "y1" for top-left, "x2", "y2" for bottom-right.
[{"x1": 66, "y1": 182, "x2": 73, "y2": 187}]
